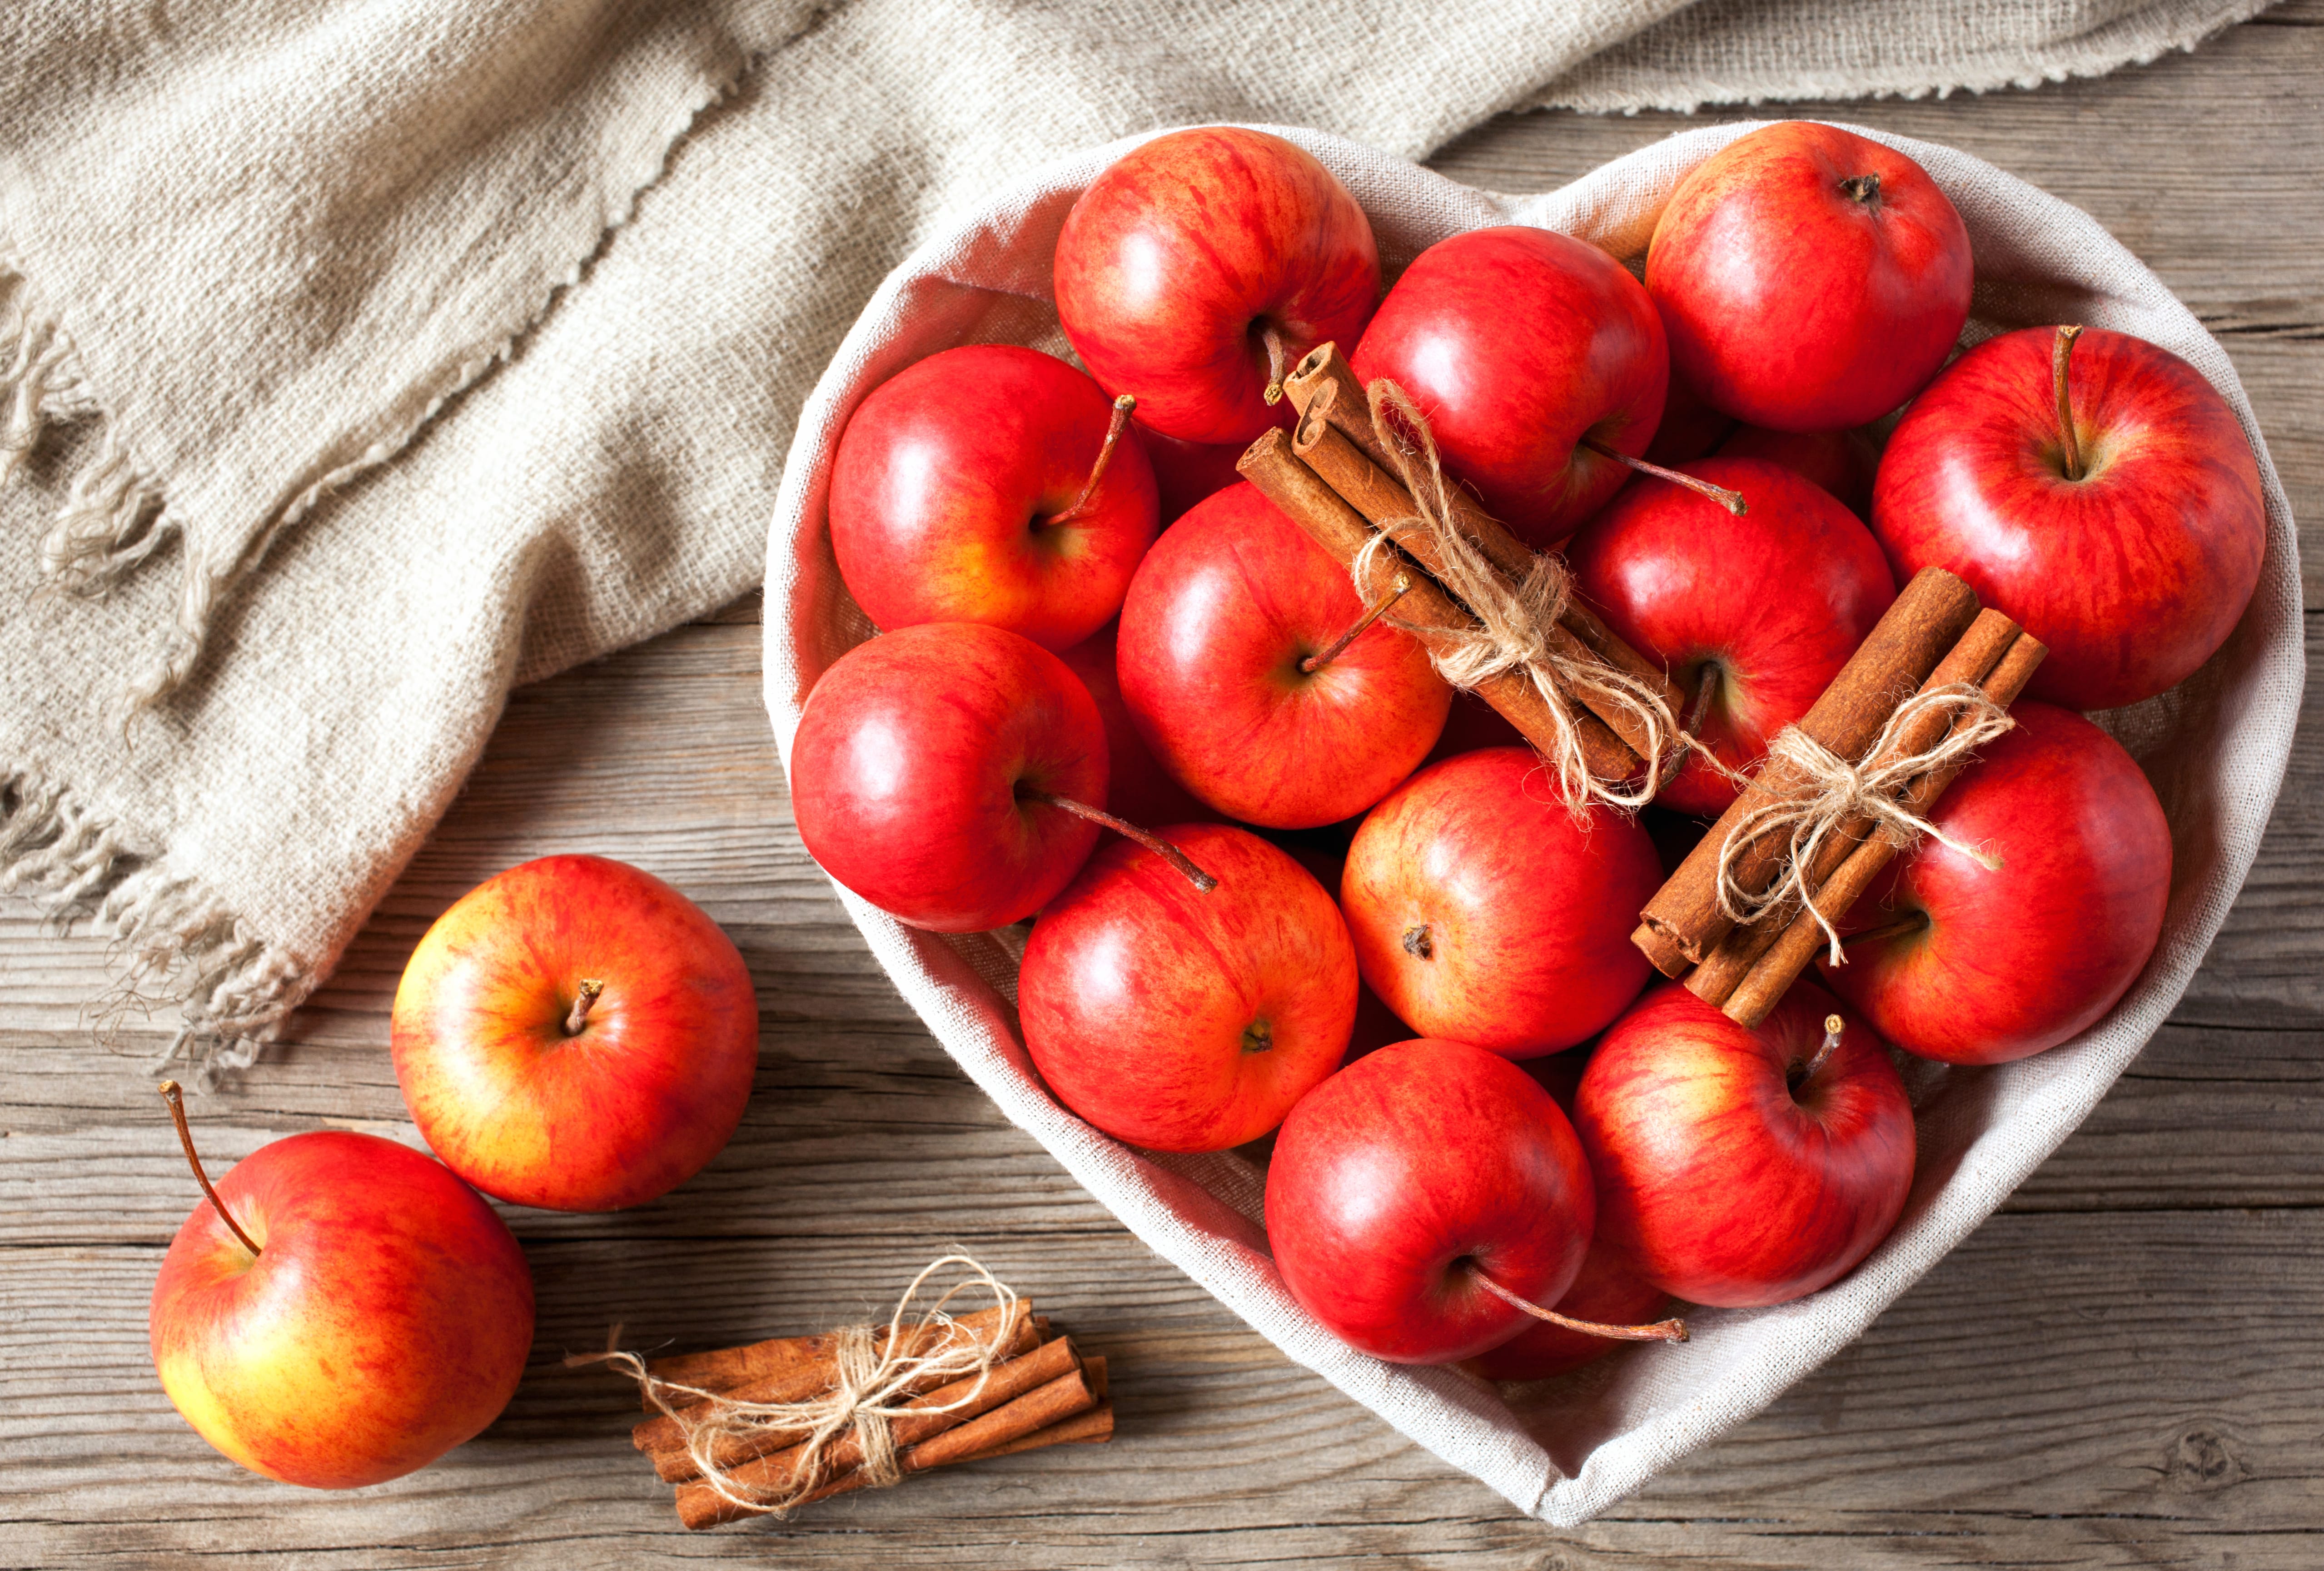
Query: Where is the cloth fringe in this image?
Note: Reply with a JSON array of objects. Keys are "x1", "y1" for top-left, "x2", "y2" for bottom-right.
[{"x1": 0, "y1": 766, "x2": 308, "y2": 1086}]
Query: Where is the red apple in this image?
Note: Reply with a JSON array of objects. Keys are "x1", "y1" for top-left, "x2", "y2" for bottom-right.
[
  {"x1": 1020, "y1": 822, "x2": 1355, "y2": 1152},
  {"x1": 1350, "y1": 225, "x2": 1667, "y2": 548},
  {"x1": 150, "y1": 1126, "x2": 533, "y2": 1488},
  {"x1": 1716, "y1": 423, "x2": 1880, "y2": 517},
  {"x1": 1279, "y1": 840, "x2": 1418, "y2": 1065},
  {"x1": 1566, "y1": 455, "x2": 1897, "y2": 817},
  {"x1": 1340, "y1": 747, "x2": 1662, "y2": 1057},
  {"x1": 1055, "y1": 127, "x2": 1380, "y2": 446},
  {"x1": 1818, "y1": 701, "x2": 2170, "y2": 1064},
  {"x1": 1467, "y1": 1233, "x2": 1670, "y2": 1382},
  {"x1": 1116, "y1": 481, "x2": 1451, "y2": 829},
  {"x1": 1055, "y1": 618, "x2": 1210, "y2": 829},
  {"x1": 1647, "y1": 122, "x2": 1971, "y2": 432},
  {"x1": 1136, "y1": 422, "x2": 1248, "y2": 525},
  {"x1": 392, "y1": 855, "x2": 760, "y2": 1212},
  {"x1": 1576, "y1": 979, "x2": 1915, "y2": 1308},
  {"x1": 1871, "y1": 325, "x2": 2266, "y2": 710},
  {"x1": 828, "y1": 344, "x2": 1158, "y2": 651},
  {"x1": 1264, "y1": 1038, "x2": 1595, "y2": 1364},
  {"x1": 789, "y1": 622, "x2": 1106, "y2": 931}
]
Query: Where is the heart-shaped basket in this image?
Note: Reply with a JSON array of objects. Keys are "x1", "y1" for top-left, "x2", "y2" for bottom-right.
[{"x1": 759, "y1": 122, "x2": 2302, "y2": 1526}]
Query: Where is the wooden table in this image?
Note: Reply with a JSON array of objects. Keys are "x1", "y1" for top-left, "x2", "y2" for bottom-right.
[{"x1": 5, "y1": 8, "x2": 2318, "y2": 1566}]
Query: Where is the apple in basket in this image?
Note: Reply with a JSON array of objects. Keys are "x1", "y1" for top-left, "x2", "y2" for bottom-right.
[
  {"x1": 1339, "y1": 746, "x2": 1661, "y2": 1058},
  {"x1": 1647, "y1": 120, "x2": 1973, "y2": 432},
  {"x1": 1055, "y1": 126, "x2": 1381, "y2": 447},
  {"x1": 1115, "y1": 481, "x2": 1452, "y2": 829},
  {"x1": 392, "y1": 855, "x2": 759, "y2": 1212},
  {"x1": 1716, "y1": 422, "x2": 1881, "y2": 518},
  {"x1": 1871, "y1": 324, "x2": 2266, "y2": 711},
  {"x1": 789, "y1": 621, "x2": 1114, "y2": 932},
  {"x1": 149, "y1": 1089, "x2": 533, "y2": 1488},
  {"x1": 1564, "y1": 454, "x2": 1896, "y2": 816},
  {"x1": 1577, "y1": 980, "x2": 1915, "y2": 1308},
  {"x1": 1350, "y1": 225, "x2": 1669, "y2": 550},
  {"x1": 828, "y1": 343, "x2": 1159, "y2": 653},
  {"x1": 1818, "y1": 701, "x2": 2173, "y2": 1065},
  {"x1": 1019, "y1": 823, "x2": 1355, "y2": 1153},
  {"x1": 1266, "y1": 1038, "x2": 1686, "y2": 1366},
  {"x1": 1054, "y1": 618, "x2": 1211, "y2": 830}
]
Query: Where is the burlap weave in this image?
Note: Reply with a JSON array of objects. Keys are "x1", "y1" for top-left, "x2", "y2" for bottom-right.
[{"x1": 757, "y1": 122, "x2": 2300, "y2": 1525}]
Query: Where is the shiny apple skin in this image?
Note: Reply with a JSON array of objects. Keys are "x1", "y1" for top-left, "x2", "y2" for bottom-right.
[
  {"x1": 1871, "y1": 326, "x2": 2266, "y2": 711},
  {"x1": 1116, "y1": 482, "x2": 1451, "y2": 829},
  {"x1": 1647, "y1": 122, "x2": 1972, "y2": 432},
  {"x1": 790, "y1": 622, "x2": 1106, "y2": 931},
  {"x1": 1055, "y1": 618, "x2": 1210, "y2": 829},
  {"x1": 1566, "y1": 455, "x2": 1897, "y2": 816},
  {"x1": 1341, "y1": 748, "x2": 1662, "y2": 1057},
  {"x1": 1577, "y1": 979, "x2": 1915, "y2": 1308},
  {"x1": 1055, "y1": 128, "x2": 1380, "y2": 446},
  {"x1": 393, "y1": 855, "x2": 760, "y2": 1212},
  {"x1": 1135, "y1": 421, "x2": 1248, "y2": 525},
  {"x1": 1818, "y1": 702, "x2": 2170, "y2": 1064},
  {"x1": 1264, "y1": 1038, "x2": 1595, "y2": 1364},
  {"x1": 1351, "y1": 226, "x2": 1668, "y2": 549},
  {"x1": 1020, "y1": 823, "x2": 1356, "y2": 1153},
  {"x1": 1467, "y1": 1233, "x2": 1670, "y2": 1382},
  {"x1": 828, "y1": 345, "x2": 1158, "y2": 652},
  {"x1": 149, "y1": 1131, "x2": 534, "y2": 1489},
  {"x1": 1716, "y1": 423, "x2": 1880, "y2": 518}
]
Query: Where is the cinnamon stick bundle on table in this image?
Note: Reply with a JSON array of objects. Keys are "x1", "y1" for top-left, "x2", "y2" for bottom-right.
[{"x1": 614, "y1": 1297, "x2": 1113, "y2": 1530}]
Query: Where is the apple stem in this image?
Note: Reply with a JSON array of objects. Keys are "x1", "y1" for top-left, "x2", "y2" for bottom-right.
[
  {"x1": 1685, "y1": 661, "x2": 1720, "y2": 737},
  {"x1": 1800, "y1": 1012, "x2": 1846, "y2": 1086},
  {"x1": 2053, "y1": 324, "x2": 2086, "y2": 482},
  {"x1": 565, "y1": 979, "x2": 605, "y2": 1036},
  {"x1": 1022, "y1": 790, "x2": 1217, "y2": 893},
  {"x1": 1301, "y1": 574, "x2": 1412, "y2": 673},
  {"x1": 159, "y1": 1080, "x2": 263, "y2": 1259},
  {"x1": 1580, "y1": 437, "x2": 1747, "y2": 516},
  {"x1": 1044, "y1": 394, "x2": 1138, "y2": 527},
  {"x1": 1839, "y1": 173, "x2": 1883, "y2": 206},
  {"x1": 1469, "y1": 1264, "x2": 1688, "y2": 1345},
  {"x1": 1838, "y1": 910, "x2": 1931, "y2": 951},
  {"x1": 1260, "y1": 324, "x2": 1289, "y2": 407}
]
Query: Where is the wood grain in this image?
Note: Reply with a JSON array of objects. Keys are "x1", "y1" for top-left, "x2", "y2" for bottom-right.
[{"x1": 3, "y1": 6, "x2": 2319, "y2": 1566}]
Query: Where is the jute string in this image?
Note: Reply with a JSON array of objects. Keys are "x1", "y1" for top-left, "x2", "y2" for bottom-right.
[
  {"x1": 1714, "y1": 685, "x2": 2015, "y2": 962},
  {"x1": 1358, "y1": 380, "x2": 1713, "y2": 811},
  {"x1": 568, "y1": 1253, "x2": 1018, "y2": 1518}
]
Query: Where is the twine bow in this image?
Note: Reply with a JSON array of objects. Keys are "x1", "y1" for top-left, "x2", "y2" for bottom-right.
[
  {"x1": 1358, "y1": 380, "x2": 1710, "y2": 811},
  {"x1": 1714, "y1": 684, "x2": 2016, "y2": 962},
  {"x1": 570, "y1": 1253, "x2": 1018, "y2": 1518}
]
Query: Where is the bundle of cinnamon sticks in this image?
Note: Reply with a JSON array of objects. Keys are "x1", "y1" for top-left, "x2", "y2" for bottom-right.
[
  {"x1": 1237, "y1": 343, "x2": 1684, "y2": 788},
  {"x1": 1633, "y1": 565, "x2": 2048, "y2": 1024},
  {"x1": 625, "y1": 1298, "x2": 1112, "y2": 1530}
]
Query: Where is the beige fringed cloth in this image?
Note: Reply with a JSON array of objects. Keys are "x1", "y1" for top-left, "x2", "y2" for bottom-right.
[{"x1": 0, "y1": 0, "x2": 2273, "y2": 1073}]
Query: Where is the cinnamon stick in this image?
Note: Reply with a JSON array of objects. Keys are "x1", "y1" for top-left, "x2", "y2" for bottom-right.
[
  {"x1": 1289, "y1": 388, "x2": 1685, "y2": 766},
  {"x1": 642, "y1": 1312, "x2": 1045, "y2": 1481},
  {"x1": 675, "y1": 1341, "x2": 1094, "y2": 1529},
  {"x1": 1237, "y1": 428, "x2": 1637, "y2": 784},
  {"x1": 1719, "y1": 626, "x2": 2049, "y2": 1026},
  {"x1": 1632, "y1": 566, "x2": 1983, "y2": 975},
  {"x1": 959, "y1": 1400, "x2": 1115, "y2": 1461},
  {"x1": 1685, "y1": 608, "x2": 2027, "y2": 1007},
  {"x1": 642, "y1": 1302, "x2": 1029, "y2": 1410}
]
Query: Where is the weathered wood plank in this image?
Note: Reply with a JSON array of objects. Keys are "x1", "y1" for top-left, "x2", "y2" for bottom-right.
[{"x1": 3, "y1": 6, "x2": 2320, "y2": 1568}]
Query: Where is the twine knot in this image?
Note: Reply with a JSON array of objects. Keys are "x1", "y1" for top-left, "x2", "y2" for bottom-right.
[
  {"x1": 1715, "y1": 683, "x2": 2015, "y2": 962},
  {"x1": 1360, "y1": 379, "x2": 1712, "y2": 812}
]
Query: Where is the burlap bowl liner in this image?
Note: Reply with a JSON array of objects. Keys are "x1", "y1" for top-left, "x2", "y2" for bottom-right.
[{"x1": 760, "y1": 122, "x2": 2302, "y2": 1526}]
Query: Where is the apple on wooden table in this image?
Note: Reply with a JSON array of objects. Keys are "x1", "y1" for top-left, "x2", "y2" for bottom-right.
[
  {"x1": 149, "y1": 1090, "x2": 534, "y2": 1488},
  {"x1": 392, "y1": 854, "x2": 759, "y2": 1212}
]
